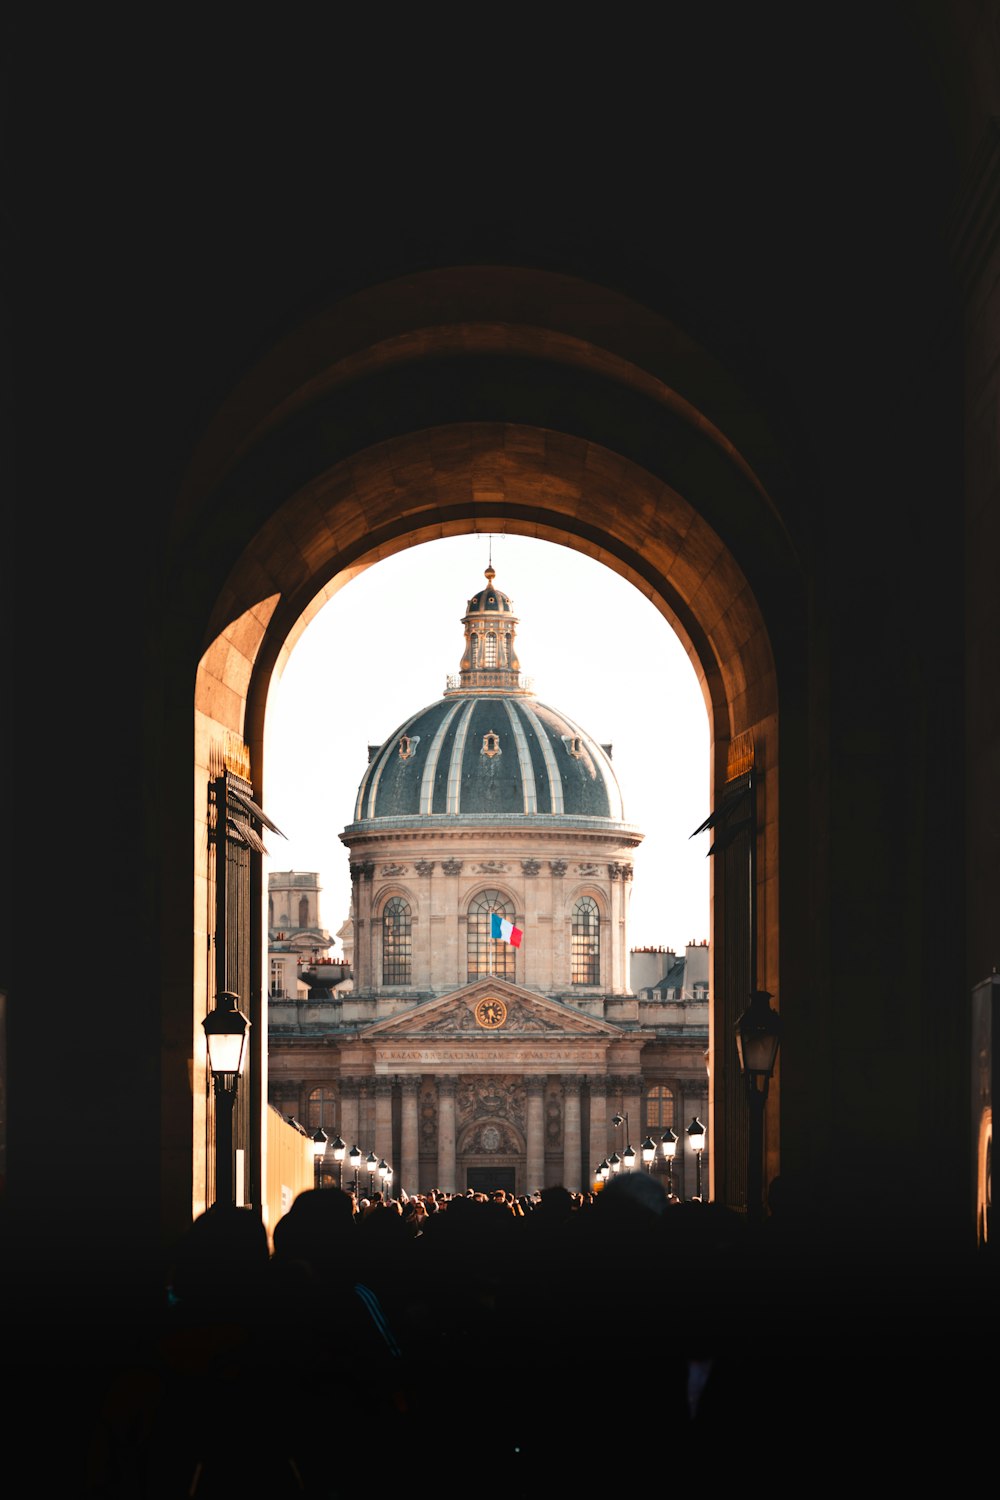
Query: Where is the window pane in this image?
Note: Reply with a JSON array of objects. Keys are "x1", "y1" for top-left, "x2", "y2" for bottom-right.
[
  {"x1": 571, "y1": 896, "x2": 600, "y2": 984},
  {"x1": 468, "y1": 888, "x2": 515, "y2": 982},
  {"x1": 383, "y1": 896, "x2": 412, "y2": 985}
]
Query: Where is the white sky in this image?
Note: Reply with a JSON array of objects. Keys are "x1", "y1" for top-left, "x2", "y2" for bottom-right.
[{"x1": 263, "y1": 534, "x2": 711, "y2": 957}]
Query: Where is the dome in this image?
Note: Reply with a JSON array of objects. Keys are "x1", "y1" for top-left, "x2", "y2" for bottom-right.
[{"x1": 346, "y1": 567, "x2": 629, "y2": 831}]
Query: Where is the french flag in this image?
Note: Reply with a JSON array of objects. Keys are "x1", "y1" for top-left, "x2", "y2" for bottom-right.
[{"x1": 490, "y1": 912, "x2": 523, "y2": 947}]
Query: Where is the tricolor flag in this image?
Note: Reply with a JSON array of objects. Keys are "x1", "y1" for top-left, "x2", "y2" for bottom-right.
[{"x1": 490, "y1": 912, "x2": 523, "y2": 947}]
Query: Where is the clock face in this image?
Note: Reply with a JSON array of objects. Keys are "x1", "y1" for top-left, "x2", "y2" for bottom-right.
[{"x1": 475, "y1": 997, "x2": 507, "y2": 1029}]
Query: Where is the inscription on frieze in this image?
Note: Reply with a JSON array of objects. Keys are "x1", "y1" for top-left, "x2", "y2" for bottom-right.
[{"x1": 379, "y1": 1046, "x2": 609, "y2": 1065}]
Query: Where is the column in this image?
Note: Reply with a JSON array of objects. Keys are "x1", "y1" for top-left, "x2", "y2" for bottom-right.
[
  {"x1": 357, "y1": 1079, "x2": 373, "y2": 1158},
  {"x1": 401, "y1": 1076, "x2": 420, "y2": 1197},
  {"x1": 562, "y1": 1076, "x2": 582, "y2": 1192},
  {"x1": 374, "y1": 1077, "x2": 394, "y2": 1180},
  {"x1": 625, "y1": 1074, "x2": 643, "y2": 1161},
  {"x1": 587, "y1": 1074, "x2": 608, "y2": 1186},
  {"x1": 340, "y1": 1078, "x2": 360, "y2": 1159},
  {"x1": 526, "y1": 1078, "x2": 546, "y2": 1193},
  {"x1": 437, "y1": 1077, "x2": 457, "y2": 1194}
]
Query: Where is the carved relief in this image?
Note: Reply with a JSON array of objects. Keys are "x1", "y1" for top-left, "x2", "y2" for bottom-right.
[
  {"x1": 414, "y1": 860, "x2": 435, "y2": 876},
  {"x1": 441, "y1": 859, "x2": 463, "y2": 876},
  {"x1": 419, "y1": 998, "x2": 564, "y2": 1035},
  {"x1": 466, "y1": 1121, "x2": 519, "y2": 1154},
  {"x1": 505, "y1": 999, "x2": 563, "y2": 1033},
  {"x1": 546, "y1": 1087, "x2": 562, "y2": 1148},
  {"x1": 577, "y1": 863, "x2": 599, "y2": 876},
  {"x1": 422, "y1": 1007, "x2": 481, "y2": 1033},
  {"x1": 521, "y1": 859, "x2": 541, "y2": 877},
  {"x1": 381, "y1": 863, "x2": 407, "y2": 877},
  {"x1": 550, "y1": 860, "x2": 567, "y2": 877},
  {"x1": 456, "y1": 1076, "x2": 527, "y2": 1130},
  {"x1": 475, "y1": 860, "x2": 507, "y2": 873},
  {"x1": 351, "y1": 862, "x2": 376, "y2": 883},
  {"x1": 420, "y1": 1083, "x2": 437, "y2": 1146}
]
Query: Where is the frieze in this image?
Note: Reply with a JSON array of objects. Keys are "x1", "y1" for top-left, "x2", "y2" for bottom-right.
[
  {"x1": 474, "y1": 861, "x2": 507, "y2": 873},
  {"x1": 376, "y1": 1046, "x2": 610, "y2": 1064},
  {"x1": 381, "y1": 863, "x2": 408, "y2": 877},
  {"x1": 577, "y1": 863, "x2": 600, "y2": 876}
]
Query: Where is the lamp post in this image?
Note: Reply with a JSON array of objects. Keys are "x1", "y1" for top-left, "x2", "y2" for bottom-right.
[
  {"x1": 348, "y1": 1144, "x2": 362, "y2": 1198},
  {"x1": 202, "y1": 991, "x2": 251, "y2": 1208},
  {"x1": 366, "y1": 1151, "x2": 378, "y2": 1198},
  {"x1": 735, "y1": 988, "x2": 782, "y2": 1224},
  {"x1": 641, "y1": 1136, "x2": 656, "y2": 1172},
  {"x1": 608, "y1": 1151, "x2": 621, "y2": 1177},
  {"x1": 331, "y1": 1136, "x2": 346, "y2": 1191},
  {"x1": 311, "y1": 1127, "x2": 329, "y2": 1189},
  {"x1": 686, "y1": 1116, "x2": 706, "y2": 1200},
  {"x1": 612, "y1": 1109, "x2": 636, "y2": 1171},
  {"x1": 660, "y1": 1127, "x2": 678, "y2": 1196},
  {"x1": 597, "y1": 1159, "x2": 610, "y2": 1190},
  {"x1": 378, "y1": 1159, "x2": 390, "y2": 1201}
]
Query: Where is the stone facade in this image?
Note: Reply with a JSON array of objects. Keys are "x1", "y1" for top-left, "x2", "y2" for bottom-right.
[{"x1": 267, "y1": 569, "x2": 709, "y2": 1194}]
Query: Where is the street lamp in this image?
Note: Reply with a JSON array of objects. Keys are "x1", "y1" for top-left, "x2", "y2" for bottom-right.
[
  {"x1": 331, "y1": 1135, "x2": 346, "y2": 1191},
  {"x1": 608, "y1": 1151, "x2": 622, "y2": 1176},
  {"x1": 202, "y1": 991, "x2": 251, "y2": 1207},
  {"x1": 597, "y1": 1159, "x2": 610, "y2": 1188},
  {"x1": 378, "y1": 1159, "x2": 390, "y2": 1200},
  {"x1": 366, "y1": 1151, "x2": 378, "y2": 1198},
  {"x1": 735, "y1": 988, "x2": 782, "y2": 1223},
  {"x1": 686, "y1": 1116, "x2": 706, "y2": 1200},
  {"x1": 612, "y1": 1109, "x2": 635, "y2": 1170},
  {"x1": 641, "y1": 1136, "x2": 656, "y2": 1172},
  {"x1": 311, "y1": 1127, "x2": 328, "y2": 1189},
  {"x1": 660, "y1": 1127, "x2": 678, "y2": 1196},
  {"x1": 348, "y1": 1144, "x2": 362, "y2": 1198}
]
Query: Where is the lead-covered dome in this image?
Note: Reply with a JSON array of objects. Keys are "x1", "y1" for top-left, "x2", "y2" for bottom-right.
[{"x1": 346, "y1": 567, "x2": 628, "y2": 829}]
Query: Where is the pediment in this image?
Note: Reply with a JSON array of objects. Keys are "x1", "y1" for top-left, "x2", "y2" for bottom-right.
[{"x1": 361, "y1": 978, "x2": 624, "y2": 1039}]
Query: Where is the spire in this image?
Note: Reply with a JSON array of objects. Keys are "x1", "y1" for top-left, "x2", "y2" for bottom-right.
[{"x1": 444, "y1": 566, "x2": 531, "y2": 697}]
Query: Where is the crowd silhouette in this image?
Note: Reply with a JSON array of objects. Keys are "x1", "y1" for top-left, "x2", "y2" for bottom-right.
[{"x1": 79, "y1": 1172, "x2": 998, "y2": 1497}]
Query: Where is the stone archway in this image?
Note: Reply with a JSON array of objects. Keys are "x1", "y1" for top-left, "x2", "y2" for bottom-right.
[
  {"x1": 185, "y1": 267, "x2": 798, "y2": 1235},
  {"x1": 458, "y1": 1117, "x2": 525, "y2": 1198}
]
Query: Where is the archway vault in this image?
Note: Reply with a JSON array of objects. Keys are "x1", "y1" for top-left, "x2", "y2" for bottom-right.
[{"x1": 187, "y1": 267, "x2": 801, "y2": 1229}]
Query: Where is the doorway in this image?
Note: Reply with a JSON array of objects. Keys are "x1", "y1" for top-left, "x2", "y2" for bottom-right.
[{"x1": 466, "y1": 1166, "x2": 516, "y2": 1195}]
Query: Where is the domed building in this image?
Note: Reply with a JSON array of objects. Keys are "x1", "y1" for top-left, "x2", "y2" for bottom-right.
[{"x1": 268, "y1": 568, "x2": 709, "y2": 1196}]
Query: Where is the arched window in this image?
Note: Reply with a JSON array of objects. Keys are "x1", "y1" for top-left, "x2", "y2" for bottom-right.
[
  {"x1": 572, "y1": 896, "x2": 600, "y2": 984},
  {"x1": 645, "y1": 1086, "x2": 675, "y2": 1131},
  {"x1": 484, "y1": 632, "x2": 497, "y2": 666},
  {"x1": 383, "y1": 896, "x2": 412, "y2": 985},
  {"x1": 468, "y1": 889, "x2": 516, "y2": 981},
  {"x1": 298, "y1": 894, "x2": 309, "y2": 928}
]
